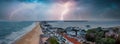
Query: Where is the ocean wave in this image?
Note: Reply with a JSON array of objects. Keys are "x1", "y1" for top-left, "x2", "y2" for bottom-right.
[{"x1": 2, "y1": 22, "x2": 36, "y2": 44}]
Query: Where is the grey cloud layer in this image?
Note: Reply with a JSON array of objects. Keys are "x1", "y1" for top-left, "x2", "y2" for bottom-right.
[{"x1": 0, "y1": 0, "x2": 120, "y2": 20}]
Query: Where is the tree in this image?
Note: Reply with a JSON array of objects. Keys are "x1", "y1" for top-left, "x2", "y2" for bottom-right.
[
  {"x1": 86, "y1": 25, "x2": 91, "y2": 28},
  {"x1": 86, "y1": 27, "x2": 104, "y2": 42},
  {"x1": 96, "y1": 31, "x2": 105, "y2": 38},
  {"x1": 116, "y1": 33, "x2": 120, "y2": 44},
  {"x1": 96, "y1": 27, "x2": 103, "y2": 32},
  {"x1": 96, "y1": 38, "x2": 116, "y2": 44},
  {"x1": 86, "y1": 29, "x2": 96, "y2": 42},
  {"x1": 85, "y1": 33, "x2": 96, "y2": 42}
]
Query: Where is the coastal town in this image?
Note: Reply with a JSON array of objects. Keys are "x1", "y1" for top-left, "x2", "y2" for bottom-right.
[{"x1": 40, "y1": 21, "x2": 120, "y2": 44}]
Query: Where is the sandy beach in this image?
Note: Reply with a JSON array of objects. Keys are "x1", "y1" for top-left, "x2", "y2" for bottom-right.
[{"x1": 14, "y1": 22, "x2": 43, "y2": 44}]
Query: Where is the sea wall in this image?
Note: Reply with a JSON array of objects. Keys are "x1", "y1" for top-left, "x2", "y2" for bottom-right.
[{"x1": 14, "y1": 22, "x2": 43, "y2": 44}]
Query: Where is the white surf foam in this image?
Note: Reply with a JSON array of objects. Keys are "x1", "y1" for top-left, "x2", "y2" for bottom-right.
[{"x1": 3, "y1": 22, "x2": 37, "y2": 44}]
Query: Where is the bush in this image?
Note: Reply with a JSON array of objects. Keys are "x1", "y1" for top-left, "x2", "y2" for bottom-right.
[{"x1": 48, "y1": 37, "x2": 59, "y2": 44}]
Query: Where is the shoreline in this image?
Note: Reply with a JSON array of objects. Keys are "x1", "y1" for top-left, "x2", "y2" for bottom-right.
[{"x1": 13, "y1": 22, "x2": 43, "y2": 44}]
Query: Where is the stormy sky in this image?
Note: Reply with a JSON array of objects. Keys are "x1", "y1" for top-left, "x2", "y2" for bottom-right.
[{"x1": 0, "y1": 0, "x2": 120, "y2": 21}]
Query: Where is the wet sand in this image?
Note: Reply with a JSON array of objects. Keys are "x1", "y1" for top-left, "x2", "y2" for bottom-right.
[{"x1": 14, "y1": 22, "x2": 43, "y2": 44}]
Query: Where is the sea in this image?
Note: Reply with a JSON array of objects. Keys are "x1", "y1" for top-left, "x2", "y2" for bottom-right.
[{"x1": 0, "y1": 21, "x2": 36, "y2": 44}]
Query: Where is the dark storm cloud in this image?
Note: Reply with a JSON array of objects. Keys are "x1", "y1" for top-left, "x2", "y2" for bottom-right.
[
  {"x1": 74, "y1": 0, "x2": 120, "y2": 20},
  {"x1": 0, "y1": 2, "x2": 12, "y2": 20},
  {"x1": 0, "y1": 0, "x2": 120, "y2": 20},
  {"x1": 93, "y1": 0, "x2": 120, "y2": 20}
]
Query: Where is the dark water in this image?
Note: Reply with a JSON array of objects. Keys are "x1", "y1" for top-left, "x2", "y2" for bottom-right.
[
  {"x1": 0, "y1": 21, "x2": 34, "y2": 44},
  {"x1": 47, "y1": 21, "x2": 120, "y2": 30}
]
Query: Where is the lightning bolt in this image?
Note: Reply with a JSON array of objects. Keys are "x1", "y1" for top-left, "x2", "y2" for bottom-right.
[
  {"x1": 60, "y1": 1, "x2": 73, "y2": 20},
  {"x1": 9, "y1": 0, "x2": 75, "y2": 20},
  {"x1": 60, "y1": 3, "x2": 69, "y2": 20}
]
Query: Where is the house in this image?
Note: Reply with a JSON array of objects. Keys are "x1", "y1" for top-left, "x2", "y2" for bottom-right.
[{"x1": 65, "y1": 27, "x2": 78, "y2": 36}]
